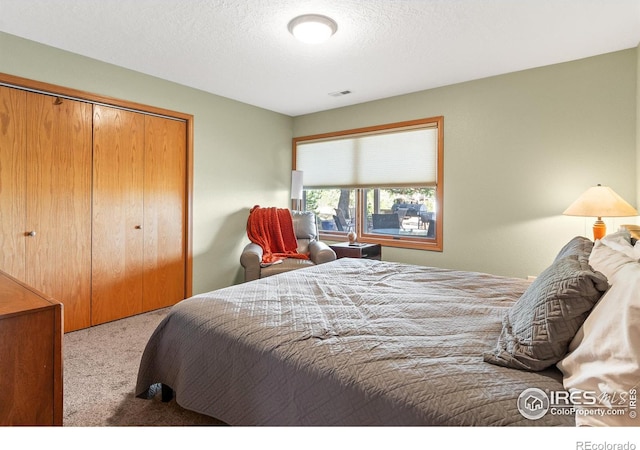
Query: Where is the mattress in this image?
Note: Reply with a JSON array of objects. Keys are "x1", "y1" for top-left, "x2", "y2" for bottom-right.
[{"x1": 135, "y1": 258, "x2": 573, "y2": 426}]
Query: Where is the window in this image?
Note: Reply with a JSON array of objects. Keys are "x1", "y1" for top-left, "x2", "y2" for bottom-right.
[{"x1": 293, "y1": 117, "x2": 443, "y2": 251}]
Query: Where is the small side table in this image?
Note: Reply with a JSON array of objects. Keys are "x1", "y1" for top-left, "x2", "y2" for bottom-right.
[{"x1": 329, "y1": 242, "x2": 381, "y2": 260}]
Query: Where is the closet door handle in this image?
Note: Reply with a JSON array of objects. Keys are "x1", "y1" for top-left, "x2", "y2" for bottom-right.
[
  {"x1": 134, "y1": 225, "x2": 142, "y2": 229},
  {"x1": 26, "y1": 231, "x2": 36, "y2": 237}
]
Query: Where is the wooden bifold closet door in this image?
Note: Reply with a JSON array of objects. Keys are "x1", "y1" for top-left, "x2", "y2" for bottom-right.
[
  {"x1": 91, "y1": 105, "x2": 145, "y2": 324},
  {"x1": 26, "y1": 92, "x2": 93, "y2": 332},
  {"x1": 91, "y1": 105, "x2": 186, "y2": 325},
  {"x1": 0, "y1": 86, "x2": 26, "y2": 282},
  {"x1": 0, "y1": 87, "x2": 92, "y2": 332},
  {"x1": 142, "y1": 114, "x2": 187, "y2": 313},
  {"x1": 0, "y1": 75, "x2": 191, "y2": 332}
]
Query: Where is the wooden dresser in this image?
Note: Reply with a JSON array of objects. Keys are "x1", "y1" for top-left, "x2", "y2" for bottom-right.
[{"x1": 0, "y1": 269, "x2": 63, "y2": 426}]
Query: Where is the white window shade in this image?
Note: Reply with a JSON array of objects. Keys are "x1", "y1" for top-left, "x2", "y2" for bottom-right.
[{"x1": 296, "y1": 127, "x2": 438, "y2": 188}]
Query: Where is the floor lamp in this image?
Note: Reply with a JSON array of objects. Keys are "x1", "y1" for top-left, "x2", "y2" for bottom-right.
[{"x1": 291, "y1": 170, "x2": 304, "y2": 211}]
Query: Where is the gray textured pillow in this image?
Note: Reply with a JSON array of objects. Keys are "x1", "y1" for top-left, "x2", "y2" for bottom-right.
[
  {"x1": 483, "y1": 254, "x2": 608, "y2": 371},
  {"x1": 553, "y1": 236, "x2": 593, "y2": 262}
]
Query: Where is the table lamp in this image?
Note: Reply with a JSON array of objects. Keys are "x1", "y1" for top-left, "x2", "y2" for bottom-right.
[{"x1": 563, "y1": 184, "x2": 638, "y2": 240}]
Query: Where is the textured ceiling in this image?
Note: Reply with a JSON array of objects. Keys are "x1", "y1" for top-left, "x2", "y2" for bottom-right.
[{"x1": 1, "y1": 0, "x2": 639, "y2": 116}]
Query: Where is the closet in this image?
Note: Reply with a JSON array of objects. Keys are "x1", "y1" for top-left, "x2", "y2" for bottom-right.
[{"x1": 0, "y1": 74, "x2": 192, "y2": 332}]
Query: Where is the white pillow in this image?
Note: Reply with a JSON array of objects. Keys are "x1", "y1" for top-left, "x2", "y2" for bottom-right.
[
  {"x1": 600, "y1": 229, "x2": 640, "y2": 260},
  {"x1": 588, "y1": 240, "x2": 637, "y2": 281},
  {"x1": 557, "y1": 262, "x2": 640, "y2": 426}
]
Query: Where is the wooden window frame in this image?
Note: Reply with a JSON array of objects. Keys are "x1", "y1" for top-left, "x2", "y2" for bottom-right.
[{"x1": 293, "y1": 116, "x2": 444, "y2": 252}]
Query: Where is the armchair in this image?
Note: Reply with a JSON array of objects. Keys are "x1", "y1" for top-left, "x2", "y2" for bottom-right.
[{"x1": 240, "y1": 210, "x2": 337, "y2": 282}]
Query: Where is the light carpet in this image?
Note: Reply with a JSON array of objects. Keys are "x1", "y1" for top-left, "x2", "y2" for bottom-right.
[{"x1": 63, "y1": 307, "x2": 226, "y2": 426}]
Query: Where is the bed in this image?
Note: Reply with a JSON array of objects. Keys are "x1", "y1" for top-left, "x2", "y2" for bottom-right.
[{"x1": 138, "y1": 231, "x2": 638, "y2": 426}]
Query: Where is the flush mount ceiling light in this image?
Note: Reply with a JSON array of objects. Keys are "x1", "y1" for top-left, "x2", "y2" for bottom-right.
[{"x1": 288, "y1": 14, "x2": 338, "y2": 44}]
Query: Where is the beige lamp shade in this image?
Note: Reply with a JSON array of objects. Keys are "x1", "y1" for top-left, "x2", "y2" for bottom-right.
[
  {"x1": 563, "y1": 184, "x2": 638, "y2": 240},
  {"x1": 563, "y1": 185, "x2": 638, "y2": 218}
]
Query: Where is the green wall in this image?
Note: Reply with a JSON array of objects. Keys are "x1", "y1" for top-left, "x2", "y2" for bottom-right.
[
  {"x1": 294, "y1": 48, "x2": 638, "y2": 278},
  {"x1": 1, "y1": 30, "x2": 637, "y2": 287},
  {"x1": 0, "y1": 31, "x2": 293, "y2": 294}
]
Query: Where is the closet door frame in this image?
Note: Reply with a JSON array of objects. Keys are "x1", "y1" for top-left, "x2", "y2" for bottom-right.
[{"x1": 0, "y1": 72, "x2": 194, "y2": 300}]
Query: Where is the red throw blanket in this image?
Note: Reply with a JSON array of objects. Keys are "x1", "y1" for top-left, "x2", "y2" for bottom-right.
[{"x1": 247, "y1": 205, "x2": 310, "y2": 264}]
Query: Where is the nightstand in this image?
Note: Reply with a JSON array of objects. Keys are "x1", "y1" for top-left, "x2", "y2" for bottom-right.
[{"x1": 329, "y1": 242, "x2": 381, "y2": 260}]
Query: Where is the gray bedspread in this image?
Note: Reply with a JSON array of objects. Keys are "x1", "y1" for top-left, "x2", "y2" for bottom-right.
[{"x1": 135, "y1": 258, "x2": 573, "y2": 426}]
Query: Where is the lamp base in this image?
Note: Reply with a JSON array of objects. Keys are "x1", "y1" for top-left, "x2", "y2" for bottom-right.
[
  {"x1": 592, "y1": 218, "x2": 606, "y2": 241},
  {"x1": 291, "y1": 199, "x2": 303, "y2": 211}
]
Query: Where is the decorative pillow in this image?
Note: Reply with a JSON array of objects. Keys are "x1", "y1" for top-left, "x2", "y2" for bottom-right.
[
  {"x1": 292, "y1": 210, "x2": 317, "y2": 240},
  {"x1": 588, "y1": 240, "x2": 637, "y2": 281},
  {"x1": 557, "y1": 262, "x2": 640, "y2": 426},
  {"x1": 553, "y1": 236, "x2": 594, "y2": 263},
  {"x1": 484, "y1": 254, "x2": 608, "y2": 371},
  {"x1": 599, "y1": 229, "x2": 640, "y2": 260}
]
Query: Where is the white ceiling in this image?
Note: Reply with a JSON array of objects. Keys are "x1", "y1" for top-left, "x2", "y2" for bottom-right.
[{"x1": 1, "y1": 0, "x2": 639, "y2": 117}]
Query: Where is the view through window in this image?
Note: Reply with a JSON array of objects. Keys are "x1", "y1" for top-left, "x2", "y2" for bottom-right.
[{"x1": 294, "y1": 117, "x2": 443, "y2": 251}]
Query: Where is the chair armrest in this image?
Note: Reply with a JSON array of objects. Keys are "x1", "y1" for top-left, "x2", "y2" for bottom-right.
[
  {"x1": 308, "y1": 241, "x2": 337, "y2": 264},
  {"x1": 240, "y1": 243, "x2": 263, "y2": 282}
]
